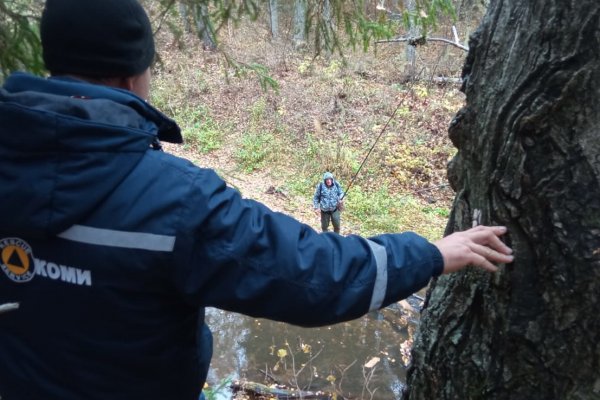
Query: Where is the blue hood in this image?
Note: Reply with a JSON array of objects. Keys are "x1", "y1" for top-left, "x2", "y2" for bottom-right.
[
  {"x1": 323, "y1": 171, "x2": 334, "y2": 181},
  {"x1": 0, "y1": 73, "x2": 182, "y2": 237}
]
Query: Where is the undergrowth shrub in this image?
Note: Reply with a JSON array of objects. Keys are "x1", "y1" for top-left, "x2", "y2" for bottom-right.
[
  {"x1": 385, "y1": 142, "x2": 454, "y2": 188},
  {"x1": 203, "y1": 376, "x2": 233, "y2": 400},
  {"x1": 344, "y1": 186, "x2": 446, "y2": 240},
  {"x1": 235, "y1": 130, "x2": 275, "y2": 172},
  {"x1": 179, "y1": 106, "x2": 223, "y2": 153},
  {"x1": 303, "y1": 133, "x2": 359, "y2": 183}
]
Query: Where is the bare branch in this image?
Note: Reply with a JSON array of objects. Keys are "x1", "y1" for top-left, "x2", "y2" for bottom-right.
[
  {"x1": 452, "y1": 25, "x2": 460, "y2": 43},
  {"x1": 376, "y1": 36, "x2": 469, "y2": 52}
]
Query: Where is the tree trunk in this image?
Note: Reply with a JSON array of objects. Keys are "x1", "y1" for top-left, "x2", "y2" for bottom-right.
[
  {"x1": 178, "y1": 2, "x2": 191, "y2": 33},
  {"x1": 269, "y1": 0, "x2": 279, "y2": 38},
  {"x1": 404, "y1": 0, "x2": 418, "y2": 79},
  {"x1": 318, "y1": 0, "x2": 334, "y2": 55},
  {"x1": 404, "y1": 1, "x2": 600, "y2": 399},
  {"x1": 292, "y1": 0, "x2": 307, "y2": 50},
  {"x1": 194, "y1": 2, "x2": 217, "y2": 51}
]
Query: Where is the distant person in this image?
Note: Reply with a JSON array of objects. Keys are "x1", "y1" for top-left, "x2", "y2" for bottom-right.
[
  {"x1": 313, "y1": 172, "x2": 345, "y2": 233},
  {"x1": 0, "y1": 0, "x2": 514, "y2": 399}
]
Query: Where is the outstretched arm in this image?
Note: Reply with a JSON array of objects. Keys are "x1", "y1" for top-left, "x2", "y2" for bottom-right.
[{"x1": 434, "y1": 225, "x2": 513, "y2": 274}]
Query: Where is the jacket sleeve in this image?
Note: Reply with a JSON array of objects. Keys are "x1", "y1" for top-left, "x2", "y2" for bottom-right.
[
  {"x1": 336, "y1": 182, "x2": 344, "y2": 200},
  {"x1": 312, "y1": 184, "x2": 320, "y2": 209},
  {"x1": 172, "y1": 168, "x2": 443, "y2": 328}
]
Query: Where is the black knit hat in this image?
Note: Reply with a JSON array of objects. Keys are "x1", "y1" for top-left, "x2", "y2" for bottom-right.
[{"x1": 41, "y1": 0, "x2": 155, "y2": 78}]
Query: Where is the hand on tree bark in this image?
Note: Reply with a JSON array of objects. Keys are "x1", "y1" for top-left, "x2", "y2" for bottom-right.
[{"x1": 434, "y1": 225, "x2": 513, "y2": 274}]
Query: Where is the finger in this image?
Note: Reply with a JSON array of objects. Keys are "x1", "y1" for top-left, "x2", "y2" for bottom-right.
[
  {"x1": 471, "y1": 253, "x2": 499, "y2": 272},
  {"x1": 468, "y1": 225, "x2": 507, "y2": 238},
  {"x1": 468, "y1": 227, "x2": 513, "y2": 255},
  {"x1": 469, "y1": 243, "x2": 514, "y2": 264},
  {"x1": 484, "y1": 233, "x2": 513, "y2": 255},
  {"x1": 473, "y1": 225, "x2": 507, "y2": 234}
]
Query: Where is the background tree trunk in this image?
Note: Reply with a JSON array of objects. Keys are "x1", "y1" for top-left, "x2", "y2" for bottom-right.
[
  {"x1": 178, "y1": 2, "x2": 191, "y2": 33},
  {"x1": 318, "y1": 0, "x2": 334, "y2": 55},
  {"x1": 194, "y1": 2, "x2": 217, "y2": 50},
  {"x1": 269, "y1": 0, "x2": 279, "y2": 38},
  {"x1": 292, "y1": 0, "x2": 307, "y2": 49},
  {"x1": 404, "y1": 1, "x2": 600, "y2": 399},
  {"x1": 403, "y1": 0, "x2": 418, "y2": 79}
]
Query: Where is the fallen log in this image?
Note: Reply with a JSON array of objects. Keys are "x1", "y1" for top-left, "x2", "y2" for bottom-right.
[{"x1": 230, "y1": 380, "x2": 333, "y2": 399}]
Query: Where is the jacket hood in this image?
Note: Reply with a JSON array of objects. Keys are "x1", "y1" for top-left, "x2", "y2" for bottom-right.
[
  {"x1": 0, "y1": 73, "x2": 182, "y2": 237},
  {"x1": 323, "y1": 172, "x2": 334, "y2": 181}
]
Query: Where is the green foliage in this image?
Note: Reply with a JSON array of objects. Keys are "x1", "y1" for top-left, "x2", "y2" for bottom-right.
[
  {"x1": 345, "y1": 186, "x2": 445, "y2": 240},
  {"x1": 208, "y1": 0, "x2": 260, "y2": 29},
  {"x1": 297, "y1": 59, "x2": 313, "y2": 76},
  {"x1": 0, "y1": 1, "x2": 45, "y2": 81},
  {"x1": 323, "y1": 59, "x2": 342, "y2": 79},
  {"x1": 346, "y1": 185, "x2": 396, "y2": 229},
  {"x1": 179, "y1": 106, "x2": 223, "y2": 153},
  {"x1": 222, "y1": 54, "x2": 279, "y2": 92},
  {"x1": 0, "y1": 0, "x2": 457, "y2": 85},
  {"x1": 308, "y1": 0, "x2": 457, "y2": 55},
  {"x1": 150, "y1": 69, "x2": 222, "y2": 154},
  {"x1": 286, "y1": 176, "x2": 316, "y2": 198},
  {"x1": 356, "y1": 15, "x2": 395, "y2": 52},
  {"x1": 235, "y1": 130, "x2": 274, "y2": 172},
  {"x1": 422, "y1": 205, "x2": 450, "y2": 218},
  {"x1": 203, "y1": 376, "x2": 234, "y2": 400},
  {"x1": 158, "y1": 0, "x2": 260, "y2": 32},
  {"x1": 302, "y1": 133, "x2": 358, "y2": 184},
  {"x1": 249, "y1": 97, "x2": 267, "y2": 123},
  {"x1": 244, "y1": 63, "x2": 279, "y2": 92},
  {"x1": 401, "y1": 0, "x2": 457, "y2": 35},
  {"x1": 386, "y1": 141, "x2": 455, "y2": 188}
]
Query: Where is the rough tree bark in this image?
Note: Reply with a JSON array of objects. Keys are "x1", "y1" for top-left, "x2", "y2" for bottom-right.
[
  {"x1": 292, "y1": 0, "x2": 307, "y2": 49},
  {"x1": 404, "y1": 0, "x2": 418, "y2": 78},
  {"x1": 403, "y1": 1, "x2": 600, "y2": 399},
  {"x1": 269, "y1": 0, "x2": 279, "y2": 38}
]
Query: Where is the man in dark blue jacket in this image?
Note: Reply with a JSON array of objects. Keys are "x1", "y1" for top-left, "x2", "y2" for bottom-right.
[{"x1": 0, "y1": 0, "x2": 513, "y2": 399}]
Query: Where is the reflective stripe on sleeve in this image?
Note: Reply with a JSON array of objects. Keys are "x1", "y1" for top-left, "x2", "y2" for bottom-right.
[
  {"x1": 366, "y1": 239, "x2": 388, "y2": 311},
  {"x1": 58, "y1": 225, "x2": 176, "y2": 252}
]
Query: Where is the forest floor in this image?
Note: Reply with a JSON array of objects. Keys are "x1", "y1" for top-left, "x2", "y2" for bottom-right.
[{"x1": 151, "y1": 20, "x2": 469, "y2": 239}]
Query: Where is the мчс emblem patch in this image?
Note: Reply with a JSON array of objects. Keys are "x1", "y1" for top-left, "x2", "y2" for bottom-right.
[{"x1": 0, "y1": 238, "x2": 35, "y2": 283}]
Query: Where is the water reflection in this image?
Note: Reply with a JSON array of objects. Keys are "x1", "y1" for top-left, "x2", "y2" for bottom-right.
[{"x1": 205, "y1": 295, "x2": 422, "y2": 400}]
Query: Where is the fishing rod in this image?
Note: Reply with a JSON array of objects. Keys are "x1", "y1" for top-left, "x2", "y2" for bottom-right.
[{"x1": 341, "y1": 90, "x2": 411, "y2": 200}]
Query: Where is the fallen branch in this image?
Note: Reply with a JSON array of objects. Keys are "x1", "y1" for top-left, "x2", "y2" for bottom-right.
[
  {"x1": 413, "y1": 183, "x2": 450, "y2": 194},
  {"x1": 432, "y1": 77, "x2": 462, "y2": 84},
  {"x1": 231, "y1": 380, "x2": 333, "y2": 399},
  {"x1": 376, "y1": 36, "x2": 469, "y2": 52}
]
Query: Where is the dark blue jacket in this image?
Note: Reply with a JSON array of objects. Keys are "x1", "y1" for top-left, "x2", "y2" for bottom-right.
[{"x1": 0, "y1": 73, "x2": 443, "y2": 400}]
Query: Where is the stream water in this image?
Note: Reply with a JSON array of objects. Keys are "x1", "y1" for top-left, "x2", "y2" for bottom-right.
[{"x1": 205, "y1": 292, "x2": 424, "y2": 400}]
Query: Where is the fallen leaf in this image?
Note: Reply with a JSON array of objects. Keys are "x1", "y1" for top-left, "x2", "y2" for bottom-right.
[{"x1": 364, "y1": 357, "x2": 380, "y2": 369}]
